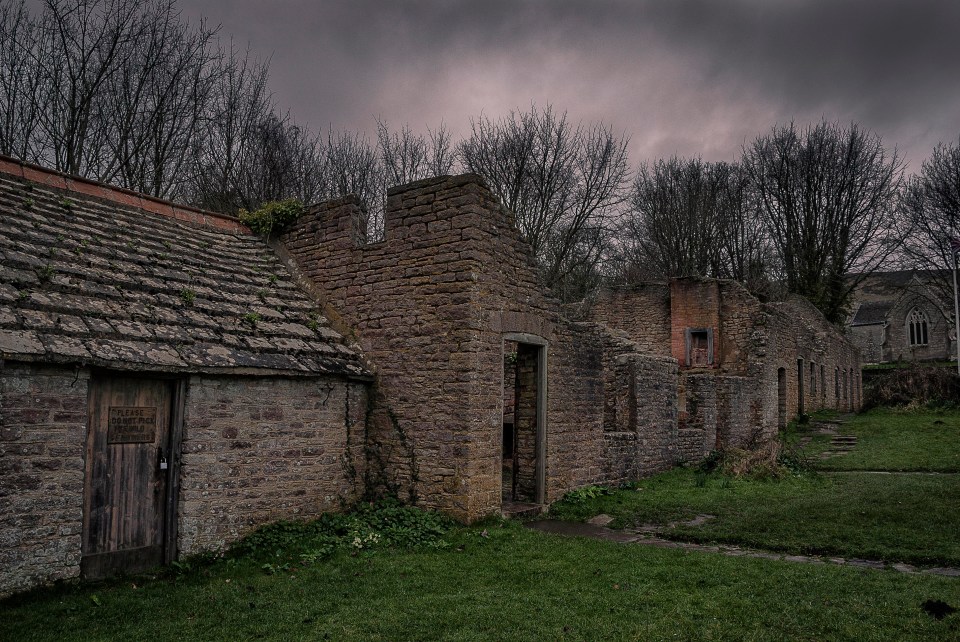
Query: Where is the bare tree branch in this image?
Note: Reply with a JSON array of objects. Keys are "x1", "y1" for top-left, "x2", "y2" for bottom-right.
[{"x1": 743, "y1": 120, "x2": 905, "y2": 322}]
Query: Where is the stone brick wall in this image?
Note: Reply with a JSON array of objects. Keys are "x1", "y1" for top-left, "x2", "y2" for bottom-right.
[
  {"x1": 883, "y1": 296, "x2": 952, "y2": 363},
  {"x1": 0, "y1": 364, "x2": 87, "y2": 597},
  {"x1": 0, "y1": 365, "x2": 367, "y2": 596},
  {"x1": 765, "y1": 295, "x2": 862, "y2": 417},
  {"x1": 849, "y1": 324, "x2": 885, "y2": 364},
  {"x1": 280, "y1": 175, "x2": 685, "y2": 521},
  {"x1": 588, "y1": 278, "x2": 862, "y2": 454},
  {"x1": 677, "y1": 374, "x2": 717, "y2": 460},
  {"x1": 179, "y1": 375, "x2": 367, "y2": 555},
  {"x1": 589, "y1": 285, "x2": 672, "y2": 356},
  {"x1": 279, "y1": 179, "x2": 494, "y2": 519}
]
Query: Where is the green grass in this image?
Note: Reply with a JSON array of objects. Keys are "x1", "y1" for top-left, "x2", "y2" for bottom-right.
[
  {"x1": 806, "y1": 409, "x2": 960, "y2": 472},
  {"x1": 863, "y1": 361, "x2": 957, "y2": 371},
  {"x1": 1, "y1": 522, "x2": 958, "y2": 641},
  {"x1": 3, "y1": 408, "x2": 959, "y2": 640},
  {"x1": 550, "y1": 409, "x2": 960, "y2": 567},
  {"x1": 549, "y1": 469, "x2": 960, "y2": 567}
]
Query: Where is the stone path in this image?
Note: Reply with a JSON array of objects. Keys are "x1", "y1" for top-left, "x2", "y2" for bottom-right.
[
  {"x1": 524, "y1": 518, "x2": 960, "y2": 579},
  {"x1": 820, "y1": 434, "x2": 857, "y2": 459}
]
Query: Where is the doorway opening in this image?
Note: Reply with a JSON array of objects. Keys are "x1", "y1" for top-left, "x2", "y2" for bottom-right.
[
  {"x1": 82, "y1": 375, "x2": 184, "y2": 579},
  {"x1": 796, "y1": 358, "x2": 805, "y2": 415},
  {"x1": 501, "y1": 335, "x2": 546, "y2": 506},
  {"x1": 777, "y1": 367, "x2": 787, "y2": 429}
]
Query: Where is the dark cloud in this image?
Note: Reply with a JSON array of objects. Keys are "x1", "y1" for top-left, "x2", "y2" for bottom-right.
[{"x1": 177, "y1": 0, "x2": 960, "y2": 169}]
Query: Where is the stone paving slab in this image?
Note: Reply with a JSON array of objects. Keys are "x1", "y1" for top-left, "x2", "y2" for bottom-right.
[{"x1": 524, "y1": 519, "x2": 960, "y2": 578}]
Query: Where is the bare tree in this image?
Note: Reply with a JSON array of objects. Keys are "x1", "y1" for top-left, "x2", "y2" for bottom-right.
[
  {"x1": 903, "y1": 138, "x2": 960, "y2": 296},
  {"x1": 182, "y1": 41, "x2": 272, "y2": 213},
  {"x1": 459, "y1": 104, "x2": 630, "y2": 301},
  {"x1": 99, "y1": 1, "x2": 218, "y2": 198},
  {"x1": 0, "y1": 0, "x2": 44, "y2": 161},
  {"x1": 743, "y1": 120, "x2": 905, "y2": 322},
  {"x1": 34, "y1": 0, "x2": 147, "y2": 176},
  {"x1": 620, "y1": 157, "x2": 727, "y2": 280},
  {"x1": 715, "y1": 163, "x2": 775, "y2": 295},
  {"x1": 376, "y1": 118, "x2": 455, "y2": 187},
  {"x1": 317, "y1": 128, "x2": 381, "y2": 237}
]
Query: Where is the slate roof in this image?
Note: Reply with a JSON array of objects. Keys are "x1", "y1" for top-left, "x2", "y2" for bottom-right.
[
  {"x1": 0, "y1": 157, "x2": 369, "y2": 378},
  {"x1": 851, "y1": 270, "x2": 952, "y2": 303},
  {"x1": 850, "y1": 301, "x2": 892, "y2": 326}
]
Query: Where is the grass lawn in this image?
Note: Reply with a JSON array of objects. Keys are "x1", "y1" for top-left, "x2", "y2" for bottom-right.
[
  {"x1": 548, "y1": 468, "x2": 960, "y2": 567},
  {"x1": 551, "y1": 409, "x2": 960, "y2": 566},
  {"x1": 3, "y1": 408, "x2": 958, "y2": 640},
  {"x1": 799, "y1": 409, "x2": 960, "y2": 472},
  {"x1": 1, "y1": 522, "x2": 958, "y2": 642}
]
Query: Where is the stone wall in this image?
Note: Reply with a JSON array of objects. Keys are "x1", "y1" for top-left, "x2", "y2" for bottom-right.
[
  {"x1": 588, "y1": 278, "x2": 862, "y2": 452},
  {"x1": 280, "y1": 175, "x2": 684, "y2": 521},
  {"x1": 589, "y1": 285, "x2": 671, "y2": 356},
  {"x1": 883, "y1": 295, "x2": 953, "y2": 363},
  {"x1": 766, "y1": 296, "x2": 862, "y2": 417},
  {"x1": 179, "y1": 375, "x2": 368, "y2": 555},
  {"x1": 586, "y1": 324, "x2": 679, "y2": 485},
  {"x1": 0, "y1": 364, "x2": 367, "y2": 596},
  {"x1": 279, "y1": 179, "x2": 493, "y2": 519},
  {"x1": 0, "y1": 364, "x2": 88, "y2": 596},
  {"x1": 848, "y1": 324, "x2": 885, "y2": 364}
]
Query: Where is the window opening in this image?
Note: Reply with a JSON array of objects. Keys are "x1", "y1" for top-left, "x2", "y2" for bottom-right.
[
  {"x1": 685, "y1": 328, "x2": 714, "y2": 367},
  {"x1": 907, "y1": 308, "x2": 929, "y2": 346}
]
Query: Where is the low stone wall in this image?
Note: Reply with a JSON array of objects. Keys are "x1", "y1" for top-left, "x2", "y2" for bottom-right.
[
  {"x1": 0, "y1": 364, "x2": 88, "y2": 597},
  {"x1": 179, "y1": 375, "x2": 368, "y2": 555}
]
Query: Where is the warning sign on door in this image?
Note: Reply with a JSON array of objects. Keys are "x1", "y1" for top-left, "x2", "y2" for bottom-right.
[{"x1": 107, "y1": 406, "x2": 157, "y2": 443}]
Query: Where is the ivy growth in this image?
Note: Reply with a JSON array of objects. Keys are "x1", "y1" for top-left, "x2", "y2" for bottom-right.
[{"x1": 238, "y1": 199, "x2": 304, "y2": 237}]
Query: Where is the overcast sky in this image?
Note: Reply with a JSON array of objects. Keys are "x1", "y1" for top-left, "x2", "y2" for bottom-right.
[{"x1": 177, "y1": 0, "x2": 960, "y2": 172}]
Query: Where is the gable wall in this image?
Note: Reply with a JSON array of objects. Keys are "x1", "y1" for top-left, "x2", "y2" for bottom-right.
[
  {"x1": 280, "y1": 175, "x2": 682, "y2": 521},
  {"x1": 884, "y1": 295, "x2": 952, "y2": 362}
]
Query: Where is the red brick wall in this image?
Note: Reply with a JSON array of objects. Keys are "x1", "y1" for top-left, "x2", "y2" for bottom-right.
[{"x1": 670, "y1": 279, "x2": 720, "y2": 367}]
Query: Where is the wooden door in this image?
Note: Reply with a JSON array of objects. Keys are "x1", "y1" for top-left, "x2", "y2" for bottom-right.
[{"x1": 82, "y1": 376, "x2": 176, "y2": 579}]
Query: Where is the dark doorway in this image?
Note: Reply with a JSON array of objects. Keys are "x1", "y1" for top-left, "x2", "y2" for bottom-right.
[
  {"x1": 501, "y1": 336, "x2": 546, "y2": 505},
  {"x1": 797, "y1": 358, "x2": 805, "y2": 415},
  {"x1": 777, "y1": 367, "x2": 787, "y2": 429},
  {"x1": 82, "y1": 376, "x2": 181, "y2": 579}
]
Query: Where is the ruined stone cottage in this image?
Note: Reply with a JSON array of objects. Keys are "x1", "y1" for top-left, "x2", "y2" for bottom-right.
[{"x1": 0, "y1": 157, "x2": 861, "y2": 595}]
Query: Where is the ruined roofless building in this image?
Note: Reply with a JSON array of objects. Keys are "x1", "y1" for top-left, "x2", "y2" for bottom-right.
[{"x1": 0, "y1": 156, "x2": 861, "y2": 595}]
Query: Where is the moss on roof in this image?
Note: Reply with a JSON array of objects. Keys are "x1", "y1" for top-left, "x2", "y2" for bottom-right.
[{"x1": 0, "y1": 164, "x2": 369, "y2": 379}]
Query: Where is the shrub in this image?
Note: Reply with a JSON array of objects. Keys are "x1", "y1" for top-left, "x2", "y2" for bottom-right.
[
  {"x1": 238, "y1": 199, "x2": 304, "y2": 237},
  {"x1": 864, "y1": 364, "x2": 960, "y2": 409},
  {"x1": 228, "y1": 500, "x2": 454, "y2": 569}
]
